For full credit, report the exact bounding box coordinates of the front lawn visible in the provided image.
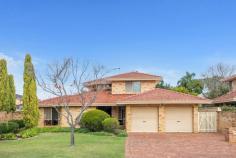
[0,132,125,158]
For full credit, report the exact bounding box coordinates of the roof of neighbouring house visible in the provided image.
[213,91,236,104]
[16,94,23,99]
[85,71,162,86]
[117,88,212,104]
[221,75,236,82]
[39,91,134,107]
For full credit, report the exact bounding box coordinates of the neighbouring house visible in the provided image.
[213,75,236,106]
[39,71,211,133]
[16,94,23,112]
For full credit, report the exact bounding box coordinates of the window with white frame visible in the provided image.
[125,81,141,93]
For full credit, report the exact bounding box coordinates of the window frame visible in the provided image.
[125,81,141,93]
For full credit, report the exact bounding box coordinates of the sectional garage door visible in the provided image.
[131,107,158,132]
[165,106,192,132]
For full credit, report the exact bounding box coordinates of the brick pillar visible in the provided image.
[126,105,131,132]
[112,106,119,119]
[158,105,165,132]
[192,104,199,133]
[38,108,44,127]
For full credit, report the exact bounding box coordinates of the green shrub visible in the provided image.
[38,127,82,133]
[114,129,128,137]
[9,120,25,128]
[221,105,236,112]
[0,133,17,140]
[0,122,19,134]
[80,109,110,132]
[102,118,119,132]
[19,128,39,138]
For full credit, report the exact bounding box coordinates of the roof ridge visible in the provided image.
[108,71,161,78]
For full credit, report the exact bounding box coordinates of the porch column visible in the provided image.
[126,105,131,132]
[158,105,165,132]
[192,104,199,133]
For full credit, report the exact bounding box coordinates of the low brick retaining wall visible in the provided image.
[0,111,22,122]
[218,112,236,133]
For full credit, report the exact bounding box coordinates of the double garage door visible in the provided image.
[130,106,192,132]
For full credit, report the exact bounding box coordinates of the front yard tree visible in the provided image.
[23,54,39,128]
[8,74,16,112]
[37,58,105,146]
[202,63,235,99]
[0,59,10,112]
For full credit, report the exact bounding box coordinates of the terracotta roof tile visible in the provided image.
[107,71,162,81]
[213,91,236,104]
[118,88,212,104]
[39,91,133,107]
[222,75,236,82]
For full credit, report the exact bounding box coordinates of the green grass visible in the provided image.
[0,133,125,158]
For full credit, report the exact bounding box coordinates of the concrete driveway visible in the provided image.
[126,133,236,158]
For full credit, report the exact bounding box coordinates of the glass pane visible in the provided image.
[44,108,52,120]
[132,81,141,92]
[125,81,132,92]
[52,108,59,120]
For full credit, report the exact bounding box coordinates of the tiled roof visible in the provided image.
[85,71,162,86]
[213,91,236,104]
[106,71,162,81]
[221,75,236,82]
[117,88,212,104]
[39,91,133,107]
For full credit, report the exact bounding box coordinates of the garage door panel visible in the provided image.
[131,107,158,132]
[165,106,192,132]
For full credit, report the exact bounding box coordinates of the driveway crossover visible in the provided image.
[126,133,236,158]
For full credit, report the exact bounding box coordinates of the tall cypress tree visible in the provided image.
[8,75,16,112]
[23,54,39,128]
[0,59,9,111]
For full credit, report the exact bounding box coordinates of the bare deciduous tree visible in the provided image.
[37,58,106,146]
[202,63,236,99]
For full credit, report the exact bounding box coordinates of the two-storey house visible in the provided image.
[39,71,210,133]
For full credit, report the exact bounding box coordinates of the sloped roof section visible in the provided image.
[106,71,162,81]
[118,88,212,104]
[213,91,236,104]
[84,71,162,86]
[221,75,236,82]
[39,91,133,107]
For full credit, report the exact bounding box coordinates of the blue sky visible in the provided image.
[0,0,236,99]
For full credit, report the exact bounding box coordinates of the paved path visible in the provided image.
[126,133,236,158]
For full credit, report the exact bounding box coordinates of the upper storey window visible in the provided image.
[125,81,141,93]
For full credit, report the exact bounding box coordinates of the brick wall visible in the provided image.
[218,112,236,133]
[112,80,158,94]
[0,111,22,122]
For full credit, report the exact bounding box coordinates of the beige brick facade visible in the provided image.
[158,105,165,132]
[38,108,44,127]
[112,80,158,94]
[125,105,131,132]
[192,104,199,133]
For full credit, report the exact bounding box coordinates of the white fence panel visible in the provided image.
[198,112,217,132]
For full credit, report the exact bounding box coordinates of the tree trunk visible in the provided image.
[70,126,75,146]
